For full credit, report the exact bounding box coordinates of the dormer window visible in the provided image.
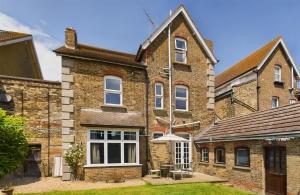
[274,65,282,82]
[175,38,187,63]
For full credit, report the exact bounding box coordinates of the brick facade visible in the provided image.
[196,139,300,195]
[0,75,61,177]
[215,46,298,119]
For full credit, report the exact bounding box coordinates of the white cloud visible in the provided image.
[0,12,61,81]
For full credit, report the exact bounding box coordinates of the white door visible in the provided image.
[175,134,191,168]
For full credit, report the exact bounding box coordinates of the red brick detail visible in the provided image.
[173,127,193,132]
[149,126,168,132]
[103,69,124,78]
[174,80,189,86]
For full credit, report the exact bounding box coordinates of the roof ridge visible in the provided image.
[78,43,136,57]
[215,36,281,87]
[0,30,31,37]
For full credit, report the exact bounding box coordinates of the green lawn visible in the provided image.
[19,183,254,195]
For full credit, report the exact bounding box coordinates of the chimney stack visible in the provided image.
[65,27,77,49]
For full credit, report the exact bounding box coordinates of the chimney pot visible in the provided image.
[65,27,77,49]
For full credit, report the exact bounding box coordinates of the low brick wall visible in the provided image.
[84,165,142,182]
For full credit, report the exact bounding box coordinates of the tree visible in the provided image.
[64,144,83,180]
[0,109,28,178]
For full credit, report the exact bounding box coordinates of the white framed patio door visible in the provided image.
[174,133,192,168]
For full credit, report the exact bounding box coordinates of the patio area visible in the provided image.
[143,172,228,185]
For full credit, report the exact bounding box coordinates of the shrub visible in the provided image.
[64,144,83,180]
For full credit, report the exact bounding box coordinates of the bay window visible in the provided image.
[104,76,122,106]
[175,85,188,111]
[87,130,139,166]
[155,83,163,109]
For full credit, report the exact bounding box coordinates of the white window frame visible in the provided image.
[274,65,282,82]
[154,83,164,109]
[175,38,187,63]
[175,85,189,111]
[215,148,225,164]
[86,129,139,167]
[174,132,192,168]
[152,132,164,139]
[200,148,209,163]
[272,96,279,108]
[104,76,122,106]
[235,147,250,167]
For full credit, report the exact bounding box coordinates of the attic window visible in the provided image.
[274,65,282,82]
[175,38,187,63]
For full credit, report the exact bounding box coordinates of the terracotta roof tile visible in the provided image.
[0,30,31,42]
[195,102,300,142]
[54,43,145,68]
[215,36,281,87]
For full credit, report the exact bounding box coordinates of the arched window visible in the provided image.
[175,85,188,111]
[154,83,163,109]
[214,147,225,164]
[274,65,282,82]
[235,147,250,167]
[175,38,187,63]
[104,76,122,106]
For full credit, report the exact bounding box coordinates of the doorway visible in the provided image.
[24,145,42,177]
[265,146,287,195]
[174,133,191,168]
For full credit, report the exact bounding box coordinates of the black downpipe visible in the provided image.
[145,70,150,175]
[256,71,260,111]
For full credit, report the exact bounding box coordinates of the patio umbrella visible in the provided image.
[151,133,189,165]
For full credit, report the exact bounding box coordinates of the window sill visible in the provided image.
[213,163,226,168]
[198,162,210,165]
[274,81,284,88]
[84,164,142,168]
[173,62,191,67]
[233,166,251,171]
[173,110,192,118]
[101,105,127,113]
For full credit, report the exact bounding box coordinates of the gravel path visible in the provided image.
[10,177,146,194]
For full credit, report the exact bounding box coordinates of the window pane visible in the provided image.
[108,143,121,163]
[90,143,104,164]
[216,149,225,163]
[107,131,121,140]
[175,52,186,63]
[124,143,136,163]
[176,99,187,110]
[90,131,104,140]
[106,78,120,90]
[153,133,163,139]
[106,93,121,105]
[236,149,249,166]
[176,39,186,50]
[124,132,136,140]
[201,148,209,162]
[155,97,162,108]
[176,87,187,98]
[155,84,162,95]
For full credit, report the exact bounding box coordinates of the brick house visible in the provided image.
[0,31,62,179]
[195,102,300,195]
[215,36,300,119]
[54,4,217,181]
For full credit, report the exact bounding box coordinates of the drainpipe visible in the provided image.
[255,70,260,111]
[21,89,24,116]
[168,11,172,135]
[47,89,51,176]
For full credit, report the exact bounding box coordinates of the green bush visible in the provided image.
[64,144,83,180]
[0,109,28,178]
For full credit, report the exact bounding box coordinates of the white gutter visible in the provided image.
[173,121,200,128]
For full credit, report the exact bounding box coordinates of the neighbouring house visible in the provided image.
[215,36,300,119]
[194,102,300,195]
[54,4,217,181]
[0,30,62,179]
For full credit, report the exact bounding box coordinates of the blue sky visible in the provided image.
[1,0,300,81]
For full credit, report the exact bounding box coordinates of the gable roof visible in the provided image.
[54,43,145,69]
[136,4,217,64]
[0,30,43,79]
[195,102,300,143]
[215,36,300,88]
[0,30,31,43]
